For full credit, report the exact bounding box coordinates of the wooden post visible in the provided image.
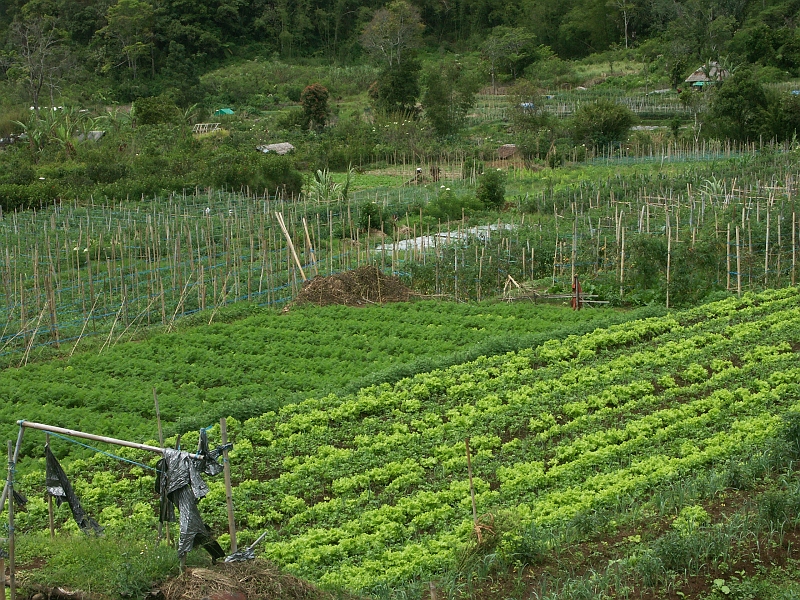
[736,226,742,297]
[465,439,478,532]
[570,216,577,283]
[220,418,237,553]
[0,427,24,513]
[153,389,170,545]
[619,227,625,300]
[765,208,770,288]
[8,441,16,600]
[792,212,796,287]
[275,212,306,281]
[666,211,671,309]
[726,223,731,291]
[46,433,54,539]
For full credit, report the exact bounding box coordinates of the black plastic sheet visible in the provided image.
[155,441,228,559]
[45,444,103,535]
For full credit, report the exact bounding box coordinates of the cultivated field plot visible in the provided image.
[0,300,620,459]
[222,288,799,591]
[12,288,797,596]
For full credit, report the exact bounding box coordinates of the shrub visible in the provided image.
[0,182,62,211]
[426,187,482,221]
[461,157,484,180]
[357,201,393,234]
[571,99,635,147]
[422,58,480,136]
[0,161,35,185]
[708,68,778,141]
[86,159,129,184]
[476,169,507,209]
[300,83,329,130]
[204,150,302,196]
[132,95,181,126]
[372,59,421,115]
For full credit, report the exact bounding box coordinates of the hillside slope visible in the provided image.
[220,288,800,591]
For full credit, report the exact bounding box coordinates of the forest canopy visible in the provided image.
[1,0,800,105]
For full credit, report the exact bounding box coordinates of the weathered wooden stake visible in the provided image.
[8,441,16,600]
[465,438,478,530]
[46,433,54,540]
[726,223,731,291]
[736,226,742,297]
[220,418,237,553]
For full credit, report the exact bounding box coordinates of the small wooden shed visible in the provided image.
[685,62,729,88]
[497,144,518,160]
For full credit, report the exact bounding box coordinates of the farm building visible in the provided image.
[685,62,729,88]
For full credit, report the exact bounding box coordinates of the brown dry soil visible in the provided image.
[286,265,413,309]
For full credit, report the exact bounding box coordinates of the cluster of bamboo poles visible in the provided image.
[0,169,798,361]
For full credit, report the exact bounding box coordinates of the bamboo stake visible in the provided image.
[17,421,167,455]
[666,211,671,309]
[220,418,237,553]
[8,440,15,600]
[765,208,770,287]
[726,223,731,291]
[736,226,742,297]
[275,212,306,281]
[619,227,625,300]
[792,212,796,286]
[153,389,169,545]
[46,432,54,539]
[465,439,478,532]
[302,218,318,277]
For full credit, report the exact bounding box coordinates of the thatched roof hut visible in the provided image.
[685,62,729,87]
[497,144,517,159]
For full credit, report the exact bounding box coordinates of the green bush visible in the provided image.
[204,150,303,196]
[358,201,393,233]
[426,187,483,221]
[0,182,62,211]
[86,159,129,184]
[0,161,35,185]
[571,99,635,147]
[462,157,484,180]
[132,95,181,126]
[476,169,507,209]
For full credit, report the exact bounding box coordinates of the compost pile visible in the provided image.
[290,266,412,307]
[161,561,329,600]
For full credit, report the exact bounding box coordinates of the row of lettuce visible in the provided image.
[0,300,611,458]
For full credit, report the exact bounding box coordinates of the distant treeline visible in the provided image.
[1,0,800,103]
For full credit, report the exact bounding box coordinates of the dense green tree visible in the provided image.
[480,26,537,91]
[360,0,423,67]
[476,168,507,209]
[300,82,329,131]
[421,57,480,136]
[571,98,635,147]
[99,0,154,80]
[708,68,777,141]
[371,57,421,114]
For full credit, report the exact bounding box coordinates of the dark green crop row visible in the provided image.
[2,299,631,465]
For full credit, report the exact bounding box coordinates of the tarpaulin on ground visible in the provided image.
[45,444,103,534]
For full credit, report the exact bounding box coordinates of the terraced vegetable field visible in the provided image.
[223,288,800,590]
[11,288,799,597]
[1,300,622,463]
